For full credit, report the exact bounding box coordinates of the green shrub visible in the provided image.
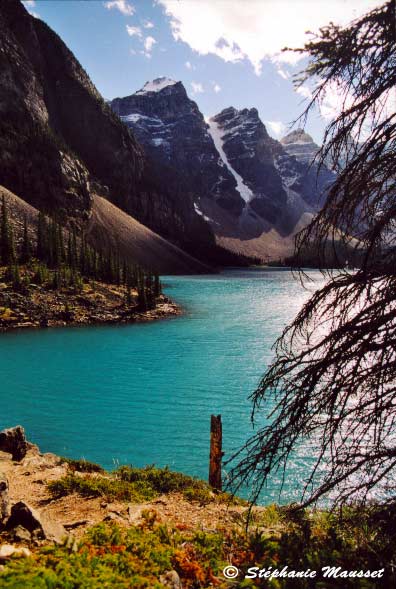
[116,465,199,492]
[62,457,105,473]
[48,464,245,506]
[0,507,395,588]
[48,474,157,503]
[116,465,241,504]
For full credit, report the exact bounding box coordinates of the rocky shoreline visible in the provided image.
[0,427,256,589]
[0,426,248,556]
[0,279,181,333]
[0,428,390,588]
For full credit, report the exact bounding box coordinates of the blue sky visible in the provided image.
[23,0,381,144]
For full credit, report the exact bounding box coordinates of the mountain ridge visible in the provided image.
[110,79,335,261]
[0,2,218,272]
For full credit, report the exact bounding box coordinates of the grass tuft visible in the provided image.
[61,457,105,473]
[48,464,244,505]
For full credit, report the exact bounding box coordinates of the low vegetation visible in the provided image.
[1,503,394,588]
[60,457,105,474]
[49,464,240,505]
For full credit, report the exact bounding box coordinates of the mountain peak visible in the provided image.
[280,128,319,165]
[281,128,314,145]
[136,77,179,95]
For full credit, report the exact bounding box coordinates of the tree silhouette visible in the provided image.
[20,216,31,264]
[0,195,13,265]
[230,0,396,508]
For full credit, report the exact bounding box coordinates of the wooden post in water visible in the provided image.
[209,414,222,491]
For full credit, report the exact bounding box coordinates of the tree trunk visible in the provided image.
[209,414,222,491]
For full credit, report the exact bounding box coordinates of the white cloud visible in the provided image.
[296,85,313,100]
[158,0,382,75]
[295,82,350,124]
[265,121,286,138]
[185,60,197,70]
[143,20,155,29]
[295,80,356,123]
[126,25,142,37]
[213,83,221,93]
[126,24,142,37]
[22,0,39,16]
[144,36,157,52]
[191,81,204,94]
[130,48,137,55]
[104,0,135,16]
[277,68,289,80]
[319,81,355,121]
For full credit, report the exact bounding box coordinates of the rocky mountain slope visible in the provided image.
[111,80,335,261]
[0,183,209,275]
[0,0,334,266]
[0,0,215,272]
[88,195,210,274]
[111,78,245,217]
[280,128,320,164]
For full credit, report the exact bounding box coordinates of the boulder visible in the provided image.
[0,426,29,461]
[0,544,31,561]
[7,502,67,544]
[12,525,32,543]
[160,570,182,589]
[0,472,9,521]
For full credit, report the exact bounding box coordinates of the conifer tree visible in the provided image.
[36,212,48,262]
[67,232,73,267]
[7,223,16,265]
[20,216,31,264]
[12,263,21,290]
[126,284,132,306]
[122,260,128,285]
[72,229,78,269]
[79,233,87,275]
[230,0,396,508]
[5,263,21,290]
[115,251,121,285]
[0,196,11,265]
[52,270,61,290]
[58,223,65,264]
[154,274,161,298]
[137,282,148,311]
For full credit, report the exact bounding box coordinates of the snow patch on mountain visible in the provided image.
[120,113,162,126]
[194,203,211,222]
[207,118,254,204]
[136,77,178,95]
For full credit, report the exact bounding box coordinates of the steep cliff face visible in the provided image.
[279,129,335,208]
[111,78,244,216]
[208,107,288,228]
[0,0,146,218]
[0,0,91,218]
[0,1,215,268]
[110,80,335,260]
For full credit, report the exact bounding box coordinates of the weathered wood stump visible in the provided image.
[209,414,222,491]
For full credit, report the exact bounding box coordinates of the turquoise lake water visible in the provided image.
[0,269,324,503]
